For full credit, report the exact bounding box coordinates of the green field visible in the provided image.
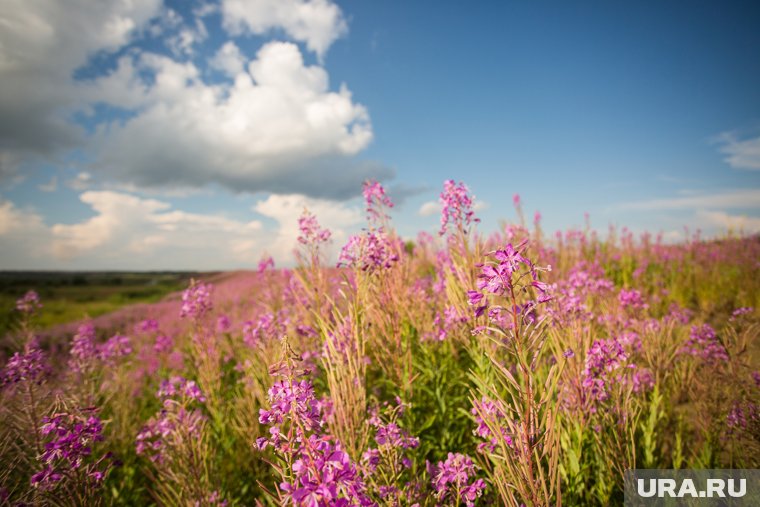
[0,272,205,337]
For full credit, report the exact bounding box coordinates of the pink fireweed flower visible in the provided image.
[338,229,400,272]
[136,376,207,463]
[363,179,394,222]
[730,307,754,321]
[468,241,551,322]
[16,290,42,314]
[257,255,275,273]
[279,436,372,506]
[32,408,113,491]
[153,333,173,353]
[431,453,486,507]
[439,179,480,236]
[242,312,289,348]
[216,315,231,333]
[135,318,159,334]
[679,324,729,364]
[618,288,648,311]
[180,280,213,319]
[1,345,49,388]
[426,306,468,341]
[471,396,513,454]
[157,376,207,403]
[69,322,98,373]
[98,334,132,362]
[257,362,372,506]
[581,338,629,407]
[297,209,331,246]
[258,379,322,434]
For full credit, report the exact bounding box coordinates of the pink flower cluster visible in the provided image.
[16,290,42,314]
[363,180,394,222]
[298,210,332,246]
[136,376,207,462]
[32,409,113,490]
[257,375,372,506]
[338,229,400,272]
[180,281,213,319]
[1,345,49,388]
[467,241,551,321]
[471,396,513,454]
[679,324,729,364]
[439,179,479,236]
[431,453,486,507]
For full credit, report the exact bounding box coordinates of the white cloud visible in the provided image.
[418,199,488,217]
[0,201,51,265]
[618,189,760,210]
[50,191,262,264]
[696,210,760,234]
[418,200,440,217]
[0,0,162,171]
[0,191,265,269]
[87,41,379,198]
[67,172,93,190]
[715,132,760,170]
[221,0,347,59]
[1,0,383,200]
[209,41,246,77]
[253,193,362,260]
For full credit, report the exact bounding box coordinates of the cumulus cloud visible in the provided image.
[0,201,52,266]
[715,132,760,170]
[0,0,162,173]
[87,41,381,198]
[1,0,383,200]
[50,191,263,265]
[418,201,440,217]
[0,190,372,269]
[209,41,246,77]
[221,0,347,59]
[0,191,267,269]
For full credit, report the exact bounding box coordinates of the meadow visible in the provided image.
[1,180,758,506]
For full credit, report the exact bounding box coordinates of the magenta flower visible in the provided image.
[16,290,42,314]
[431,453,486,507]
[180,280,213,319]
[32,409,113,491]
[69,322,98,373]
[363,179,394,222]
[298,210,332,246]
[338,229,400,272]
[439,179,480,236]
[1,345,49,388]
[258,255,275,273]
[679,324,728,364]
[582,339,629,407]
[618,288,648,311]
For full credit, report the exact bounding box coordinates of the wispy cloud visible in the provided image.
[617,189,760,211]
[697,209,760,234]
[714,132,760,170]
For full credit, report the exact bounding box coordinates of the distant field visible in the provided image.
[0,271,210,336]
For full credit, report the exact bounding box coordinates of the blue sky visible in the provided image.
[1,0,759,269]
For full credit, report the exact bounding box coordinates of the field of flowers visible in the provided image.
[1,180,759,506]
